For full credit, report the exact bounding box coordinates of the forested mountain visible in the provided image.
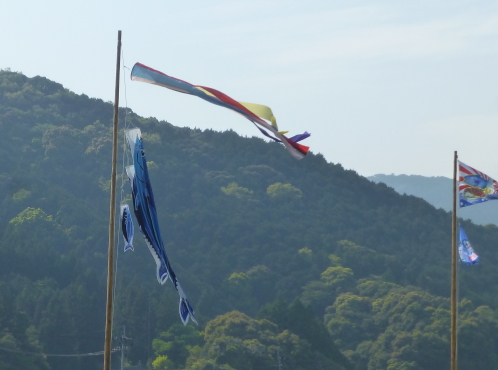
[1,70,498,370]
[368,173,498,226]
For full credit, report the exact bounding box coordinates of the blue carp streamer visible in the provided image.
[120,204,134,252]
[125,129,197,325]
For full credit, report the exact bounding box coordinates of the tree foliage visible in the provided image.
[1,70,498,369]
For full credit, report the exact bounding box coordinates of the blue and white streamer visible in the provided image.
[125,128,197,325]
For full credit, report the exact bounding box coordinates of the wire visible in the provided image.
[0,345,120,357]
[0,330,104,338]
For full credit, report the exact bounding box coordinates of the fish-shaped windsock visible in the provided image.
[125,128,197,325]
[120,204,134,252]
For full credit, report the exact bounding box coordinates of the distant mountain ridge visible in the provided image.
[368,174,498,225]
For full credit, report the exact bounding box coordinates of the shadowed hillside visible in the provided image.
[1,70,498,370]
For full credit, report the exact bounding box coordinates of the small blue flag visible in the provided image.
[458,225,479,265]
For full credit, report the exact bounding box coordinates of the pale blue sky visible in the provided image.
[2,0,497,177]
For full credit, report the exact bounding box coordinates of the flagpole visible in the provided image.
[104,30,122,370]
[451,150,458,370]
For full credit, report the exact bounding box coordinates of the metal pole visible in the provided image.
[104,30,122,370]
[451,151,458,370]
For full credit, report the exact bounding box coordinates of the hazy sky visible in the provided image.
[2,0,497,177]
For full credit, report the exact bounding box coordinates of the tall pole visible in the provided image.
[104,30,122,370]
[451,151,458,370]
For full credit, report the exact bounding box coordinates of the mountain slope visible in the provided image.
[2,70,498,370]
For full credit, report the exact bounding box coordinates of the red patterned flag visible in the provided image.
[459,161,498,207]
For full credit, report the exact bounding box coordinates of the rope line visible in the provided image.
[111,44,133,340]
[110,45,128,336]
[121,47,131,130]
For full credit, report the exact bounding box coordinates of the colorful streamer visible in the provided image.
[131,62,310,159]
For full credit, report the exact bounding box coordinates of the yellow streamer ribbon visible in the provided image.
[195,87,279,130]
[195,86,216,97]
[239,102,278,130]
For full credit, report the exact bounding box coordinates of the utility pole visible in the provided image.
[119,326,132,370]
[277,348,283,370]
